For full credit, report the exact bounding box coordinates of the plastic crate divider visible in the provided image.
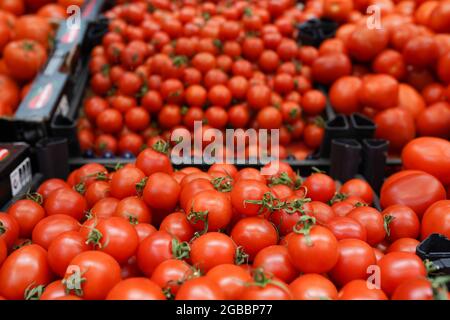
[329,138,362,183]
[360,139,389,193]
[35,138,70,180]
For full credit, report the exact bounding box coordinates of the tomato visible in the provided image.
[287,217,338,273]
[106,278,165,300]
[304,122,324,149]
[231,217,278,261]
[0,75,19,111]
[187,190,232,232]
[359,74,399,110]
[421,200,450,240]
[290,273,338,300]
[347,207,385,246]
[380,170,446,218]
[206,264,252,300]
[402,137,450,185]
[4,40,47,81]
[331,200,356,217]
[175,276,225,300]
[159,212,193,243]
[391,278,433,300]
[402,36,439,68]
[382,205,420,242]
[180,179,214,212]
[253,245,298,283]
[240,272,291,300]
[375,108,415,152]
[372,49,406,80]
[329,239,376,287]
[422,83,447,105]
[378,252,427,296]
[47,231,89,278]
[0,213,20,249]
[338,280,388,300]
[84,217,139,263]
[134,223,156,243]
[114,196,152,224]
[64,251,121,300]
[150,259,191,296]
[230,179,270,217]
[38,4,67,20]
[40,280,73,300]
[31,215,79,250]
[386,238,420,254]
[124,107,150,132]
[44,188,87,221]
[347,22,388,61]
[256,106,282,130]
[323,0,353,22]
[75,163,108,188]
[91,197,119,219]
[311,53,352,85]
[0,238,5,266]
[0,244,52,300]
[136,147,173,176]
[329,76,362,115]
[302,173,335,203]
[137,231,187,277]
[340,179,373,205]
[7,199,45,238]
[109,166,145,199]
[437,52,450,84]
[96,109,123,134]
[143,172,180,212]
[326,216,367,242]
[191,232,236,273]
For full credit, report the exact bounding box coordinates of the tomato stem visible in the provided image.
[172,238,191,260]
[24,284,45,300]
[26,192,43,205]
[187,209,209,236]
[0,222,5,235]
[293,215,316,246]
[211,176,233,192]
[383,214,395,237]
[244,192,286,214]
[235,246,249,266]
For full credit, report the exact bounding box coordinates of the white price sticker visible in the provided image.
[9,158,32,197]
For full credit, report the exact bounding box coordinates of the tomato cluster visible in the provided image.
[77,0,331,158]
[0,145,448,300]
[0,0,84,116]
[315,0,450,154]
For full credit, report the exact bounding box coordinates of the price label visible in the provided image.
[9,158,32,197]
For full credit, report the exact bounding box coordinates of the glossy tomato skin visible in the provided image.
[114,196,152,224]
[326,216,367,242]
[338,280,388,300]
[402,137,450,186]
[0,213,20,249]
[175,277,225,300]
[136,148,173,176]
[302,173,336,203]
[374,108,415,151]
[340,179,373,205]
[47,231,89,278]
[231,217,278,261]
[378,252,427,296]
[45,188,87,221]
[391,278,433,300]
[287,225,339,274]
[347,207,385,246]
[230,180,270,216]
[0,244,52,300]
[240,276,291,300]
[191,232,236,273]
[381,205,420,242]
[159,212,194,242]
[7,199,46,238]
[106,278,166,300]
[64,251,122,300]
[37,178,70,200]
[143,172,180,212]
[40,280,71,300]
[150,259,191,295]
[386,238,420,254]
[329,239,377,287]
[109,166,146,199]
[380,170,446,219]
[289,273,338,300]
[253,245,298,283]
[136,231,175,277]
[31,214,80,250]
[206,264,252,300]
[421,200,450,240]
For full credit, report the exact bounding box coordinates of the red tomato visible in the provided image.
[7,199,45,237]
[44,188,87,221]
[253,245,298,283]
[391,278,433,300]
[374,108,415,152]
[191,232,236,273]
[150,259,191,296]
[64,251,122,300]
[47,231,89,278]
[386,238,420,254]
[340,179,373,205]
[290,273,338,300]
[382,205,420,242]
[0,213,20,249]
[110,166,146,199]
[230,179,270,217]
[106,278,166,300]
[136,147,173,176]
[31,215,79,250]
[329,239,377,287]
[206,264,252,300]
[175,276,225,300]
[143,172,180,212]
[37,179,69,200]
[402,137,450,185]
[338,280,388,300]
[326,216,367,242]
[380,170,446,218]
[347,207,385,246]
[114,196,152,224]
[421,200,450,240]
[359,74,399,110]
[302,173,336,203]
[0,244,52,300]
[329,76,362,114]
[240,271,291,300]
[378,252,427,296]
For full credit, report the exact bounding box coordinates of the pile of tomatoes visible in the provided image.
[315,0,450,154]
[0,0,85,117]
[77,0,331,158]
[0,143,449,300]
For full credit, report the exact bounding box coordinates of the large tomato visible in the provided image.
[402,137,450,185]
[0,244,52,300]
[3,40,47,81]
[63,251,121,300]
[421,200,450,240]
[329,76,362,115]
[359,74,399,110]
[380,170,446,218]
[106,278,166,300]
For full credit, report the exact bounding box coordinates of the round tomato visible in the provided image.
[31,214,79,250]
[253,245,298,283]
[4,40,47,81]
[7,199,45,238]
[375,108,415,152]
[150,259,191,296]
[175,276,225,300]
[347,207,385,246]
[421,200,450,240]
[338,280,388,300]
[44,188,87,221]
[106,278,165,300]
[206,264,252,300]
[143,172,180,212]
[290,273,338,300]
[0,213,20,249]
[191,232,236,273]
[340,179,373,205]
[382,205,420,242]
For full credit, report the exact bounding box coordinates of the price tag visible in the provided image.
[9,158,32,197]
